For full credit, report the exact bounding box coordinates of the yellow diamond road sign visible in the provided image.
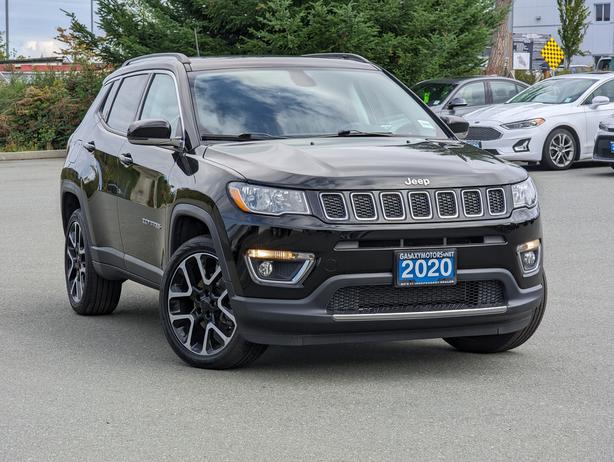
[541,37,565,69]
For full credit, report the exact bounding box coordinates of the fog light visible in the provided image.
[258,260,274,278]
[513,139,531,152]
[517,239,541,276]
[245,249,315,286]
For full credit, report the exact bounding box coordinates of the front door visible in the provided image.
[116,73,183,274]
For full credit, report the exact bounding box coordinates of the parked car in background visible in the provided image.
[596,56,612,71]
[412,77,528,117]
[464,73,614,170]
[593,116,614,169]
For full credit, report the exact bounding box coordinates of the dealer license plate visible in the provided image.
[610,141,614,153]
[465,140,481,149]
[395,249,457,287]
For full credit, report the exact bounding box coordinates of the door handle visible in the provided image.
[83,140,96,152]
[119,153,133,167]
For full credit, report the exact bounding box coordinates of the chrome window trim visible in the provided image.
[435,190,459,219]
[487,187,507,216]
[379,192,406,221]
[350,192,378,221]
[333,305,508,321]
[408,191,433,220]
[319,192,349,221]
[462,189,484,218]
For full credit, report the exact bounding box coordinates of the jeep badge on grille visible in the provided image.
[404,177,431,187]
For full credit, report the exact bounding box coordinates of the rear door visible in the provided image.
[446,81,487,116]
[116,72,183,274]
[488,80,524,105]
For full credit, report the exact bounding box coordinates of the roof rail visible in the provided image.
[123,52,191,67]
[302,53,372,64]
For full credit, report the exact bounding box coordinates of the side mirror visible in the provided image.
[440,115,469,139]
[127,119,183,148]
[590,95,610,109]
[448,97,468,109]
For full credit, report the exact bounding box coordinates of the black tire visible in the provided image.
[64,209,122,315]
[159,236,267,369]
[541,128,576,170]
[444,274,547,353]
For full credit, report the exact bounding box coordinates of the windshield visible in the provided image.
[508,78,596,104]
[190,68,447,139]
[412,82,457,106]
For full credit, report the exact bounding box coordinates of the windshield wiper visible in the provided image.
[336,129,395,137]
[202,132,287,141]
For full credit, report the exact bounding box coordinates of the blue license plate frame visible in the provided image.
[395,249,457,287]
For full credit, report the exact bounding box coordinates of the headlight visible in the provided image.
[501,118,545,130]
[228,182,310,216]
[512,177,538,209]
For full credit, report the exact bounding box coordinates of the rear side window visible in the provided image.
[139,74,182,136]
[455,81,486,106]
[107,74,149,133]
[99,81,118,121]
[490,80,520,104]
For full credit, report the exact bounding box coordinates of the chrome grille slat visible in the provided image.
[436,191,458,218]
[380,192,405,220]
[409,192,432,219]
[351,193,377,220]
[320,193,348,220]
[462,190,483,217]
[487,188,506,216]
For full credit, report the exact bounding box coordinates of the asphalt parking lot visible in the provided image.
[0,158,613,461]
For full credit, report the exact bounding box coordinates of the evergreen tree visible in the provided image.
[59,0,507,84]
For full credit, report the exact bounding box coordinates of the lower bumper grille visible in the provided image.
[327,280,505,315]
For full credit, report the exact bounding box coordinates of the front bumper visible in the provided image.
[222,207,544,345]
[593,134,614,163]
[232,268,544,345]
[468,124,548,162]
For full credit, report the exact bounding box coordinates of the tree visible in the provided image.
[557,0,590,68]
[58,0,508,84]
[485,0,512,75]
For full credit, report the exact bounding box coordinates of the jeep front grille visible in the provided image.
[327,280,506,314]
[318,187,509,223]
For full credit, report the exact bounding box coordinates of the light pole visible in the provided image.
[5,0,8,58]
[91,0,94,32]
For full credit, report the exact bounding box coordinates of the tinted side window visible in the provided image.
[140,74,182,135]
[490,80,520,104]
[455,81,486,106]
[107,74,148,133]
[99,81,118,121]
[587,79,614,102]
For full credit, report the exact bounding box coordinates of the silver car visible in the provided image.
[412,76,528,117]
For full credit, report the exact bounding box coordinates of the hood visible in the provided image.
[466,102,574,124]
[205,138,527,190]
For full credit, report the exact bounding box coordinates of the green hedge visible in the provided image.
[0,67,108,152]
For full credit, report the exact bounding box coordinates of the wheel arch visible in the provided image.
[168,203,237,296]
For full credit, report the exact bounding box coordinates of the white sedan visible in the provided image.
[464,73,614,170]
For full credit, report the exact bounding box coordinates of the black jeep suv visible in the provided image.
[61,53,546,369]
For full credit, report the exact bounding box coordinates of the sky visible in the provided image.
[1,0,99,58]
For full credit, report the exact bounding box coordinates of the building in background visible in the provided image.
[513,0,613,68]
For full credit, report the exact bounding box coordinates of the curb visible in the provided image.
[0,149,66,161]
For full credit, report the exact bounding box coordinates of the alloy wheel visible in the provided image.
[167,252,236,356]
[66,221,87,303]
[548,133,574,168]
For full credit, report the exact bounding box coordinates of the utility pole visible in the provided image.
[5,0,9,58]
[91,0,94,32]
